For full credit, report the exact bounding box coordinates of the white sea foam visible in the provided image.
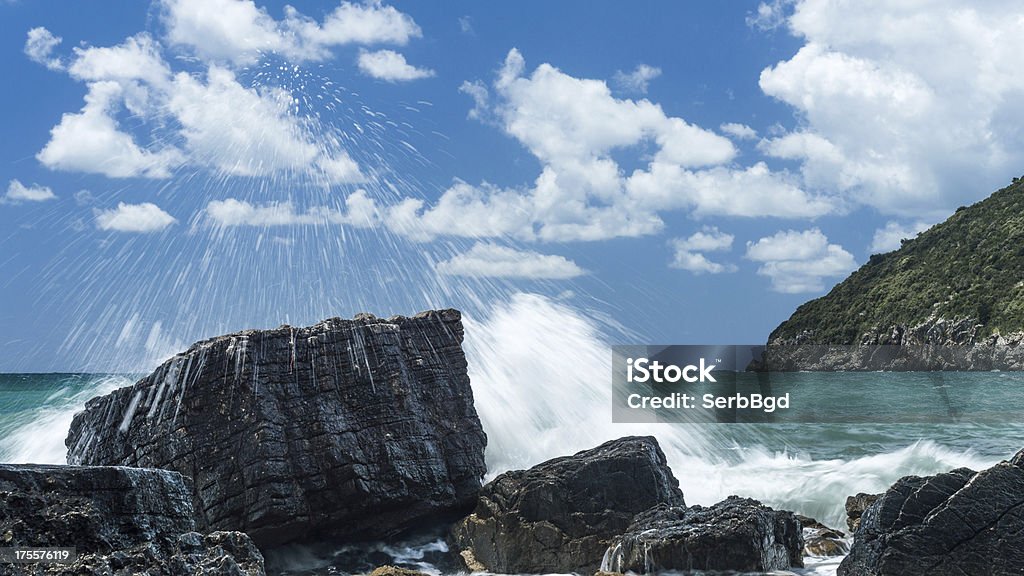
[0,375,128,464]
[464,293,996,531]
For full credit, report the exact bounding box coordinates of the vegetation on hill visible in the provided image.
[770,178,1024,344]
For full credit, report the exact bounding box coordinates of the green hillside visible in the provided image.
[769,178,1024,345]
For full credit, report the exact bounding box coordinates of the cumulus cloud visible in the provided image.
[389,49,832,243]
[205,190,379,227]
[4,180,56,203]
[68,33,170,87]
[37,81,185,178]
[160,0,421,65]
[28,2,436,183]
[758,0,1024,216]
[95,202,177,232]
[669,226,737,274]
[24,27,63,70]
[720,122,758,140]
[746,228,856,293]
[35,30,365,183]
[612,64,662,94]
[747,0,792,31]
[168,65,359,179]
[435,243,585,279]
[357,49,434,82]
[870,220,931,253]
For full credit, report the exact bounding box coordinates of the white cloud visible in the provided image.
[95,202,177,232]
[612,64,662,94]
[870,220,931,253]
[4,180,56,203]
[459,80,490,121]
[357,49,434,82]
[38,30,366,183]
[159,0,421,65]
[393,49,832,243]
[24,27,63,70]
[458,16,474,35]
[674,226,735,252]
[37,81,184,179]
[68,34,170,87]
[758,0,1024,216]
[435,243,585,279]
[626,161,835,218]
[720,122,758,140]
[669,226,736,274]
[747,0,792,31]
[746,228,857,293]
[205,190,379,227]
[168,66,317,177]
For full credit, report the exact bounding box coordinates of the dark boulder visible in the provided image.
[845,492,881,532]
[0,464,264,576]
[601,496,803,573]
[450,436,684,574]
[66,310,487,549]
[839,451,1024,575]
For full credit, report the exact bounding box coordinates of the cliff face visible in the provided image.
[66,310,487,549]
[769,178,1024,348]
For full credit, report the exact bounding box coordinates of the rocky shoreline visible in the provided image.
[0,311,1020,574]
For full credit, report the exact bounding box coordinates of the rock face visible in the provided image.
[0,464,264,576]
[839,451,1024,575]
[66,310,487,549]
[450,436,685,574]
[601,497,803,573]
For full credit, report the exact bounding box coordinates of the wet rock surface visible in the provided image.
[65,310,487,549]
[797,515,849,557]
[839,451,1024,575]
[845,492,881,532]
[602,496,804,573]
[450,436,685,574]
[0,464,264,576]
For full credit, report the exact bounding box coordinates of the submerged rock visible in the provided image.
[0,464,264,576]
[845,492,881,532]
[450,436,685,574]
[839,451,1024,575]
[797,515,849,557]
[366,566,429,576]
[601,497,803,573]
[66,310,487,549]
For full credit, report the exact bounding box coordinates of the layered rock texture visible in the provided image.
[65,310,487,548]
[762,178,1024,369]
[0,464,264,576]
[839,450,1024,575]
[450,436,685,574]
[601,497,803,573]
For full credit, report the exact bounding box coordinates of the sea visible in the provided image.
[2,298,1022,575]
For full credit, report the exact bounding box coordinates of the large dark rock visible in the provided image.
[601,497,803,573]
[450,436,685,574]
[839,450,1024,575]
[0,464,263,576]
[65,310,487,549]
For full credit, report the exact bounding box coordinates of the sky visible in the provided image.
[2,0,1024,372]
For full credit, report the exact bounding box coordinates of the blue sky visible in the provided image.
[2,0,1023,371]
